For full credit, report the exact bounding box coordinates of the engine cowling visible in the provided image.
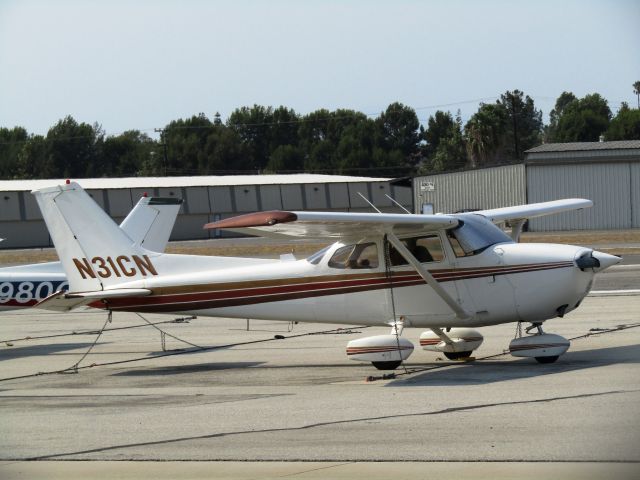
[419,328,484,353]
[509,333,569,360]
[346,335,414,363]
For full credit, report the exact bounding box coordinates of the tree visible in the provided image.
[634,81,640,109]
[423,111,454,158]
[265,144,303,172]
[163,113,214,175]
[269,106,299,153]
[497,90,542,160]
[551,93,611,142]
[420,110,467,173]
[432,125,466,173]
[298,109,335,172]
[228,105,275,171]
[303,139,334,173]
[335,119,378,174]
[464,103,509,167]
[606,103,640,140]
[45,116,103,178]
[297,108,371,173]
[0,127,28,179]
[545,91,578,142]
[101,130,156,176]
[375,102,420,160]
[201,127,252,173]
[549,92,577,125]
[16,134,47,179]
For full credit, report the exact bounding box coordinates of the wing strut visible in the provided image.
[386,233,470,320]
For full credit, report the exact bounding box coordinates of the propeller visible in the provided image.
[575,250,621,271]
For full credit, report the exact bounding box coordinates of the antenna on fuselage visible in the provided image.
[385,194,411,214]
[357,192,382,213]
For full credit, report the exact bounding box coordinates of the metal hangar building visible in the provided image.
[414,140,640,231]
[0,174,412,249]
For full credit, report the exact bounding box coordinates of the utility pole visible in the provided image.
[154,128,168,176]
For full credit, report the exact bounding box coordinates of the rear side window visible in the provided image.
[328,243,379,269]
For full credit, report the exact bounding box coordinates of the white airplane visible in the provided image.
[0,190,181,312]
[32,182,620,369]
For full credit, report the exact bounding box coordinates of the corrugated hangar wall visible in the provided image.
[526,163,636,231]
[413,146,640,231]
[0,179,413,249]
[414,164,526,214]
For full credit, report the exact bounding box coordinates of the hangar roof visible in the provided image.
[525,140,640,165]
[526,140,640,154]
[0,174,390,192]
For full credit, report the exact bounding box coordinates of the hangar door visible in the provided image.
[527,163,632,231]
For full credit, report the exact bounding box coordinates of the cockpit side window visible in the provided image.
[388,234,445,266]
[328,242,379,269]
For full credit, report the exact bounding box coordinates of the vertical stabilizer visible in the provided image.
[120,196,182,251]
[33,182,154,292]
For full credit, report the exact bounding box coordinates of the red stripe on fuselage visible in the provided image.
[0,299,39,308]
[95,261,574,313]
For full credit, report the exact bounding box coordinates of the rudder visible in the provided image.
[33,182,159,292]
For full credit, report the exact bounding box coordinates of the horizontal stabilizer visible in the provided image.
[36,288,152,312]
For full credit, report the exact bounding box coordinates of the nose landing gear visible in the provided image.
[509,322,570,363]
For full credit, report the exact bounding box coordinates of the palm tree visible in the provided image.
[634,81,640,109]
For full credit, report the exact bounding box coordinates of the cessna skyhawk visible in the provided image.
[32,182,620,369]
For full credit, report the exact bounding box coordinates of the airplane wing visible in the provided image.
[476,198,593,223]
[204,210,459,239]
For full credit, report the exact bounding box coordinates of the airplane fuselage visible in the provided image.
[0,262,68,311]
[87,239,598,330]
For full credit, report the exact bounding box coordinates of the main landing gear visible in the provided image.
[419,327,483,360]
[346,326,486,370]
[346,334,414,370]
[347,321,571,369]
[509,322,570,363]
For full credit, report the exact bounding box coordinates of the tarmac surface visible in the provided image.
[0,262,639,478]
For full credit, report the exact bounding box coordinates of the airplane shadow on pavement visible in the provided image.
[389,343,640,387]
[112,361,266,376]
[0,342,99,360]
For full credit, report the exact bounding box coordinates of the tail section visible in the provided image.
[33,182,159,293]
[120,196,182,252]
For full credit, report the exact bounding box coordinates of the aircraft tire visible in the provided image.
[371,361,402,370]
[444,351,473,360]
[535,355,560,364]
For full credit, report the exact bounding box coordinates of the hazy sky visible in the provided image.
[1,0,638,138]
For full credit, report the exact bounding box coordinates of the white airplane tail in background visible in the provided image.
[33,182,160,293]
[120,195,182,252]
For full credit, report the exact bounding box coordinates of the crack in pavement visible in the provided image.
[275,462,355,478]
[12,388,639,461]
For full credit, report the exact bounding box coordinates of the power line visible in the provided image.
[0,94,572,147]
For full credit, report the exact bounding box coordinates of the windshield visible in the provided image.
[306,245,332,265]
[449,214,513,255]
